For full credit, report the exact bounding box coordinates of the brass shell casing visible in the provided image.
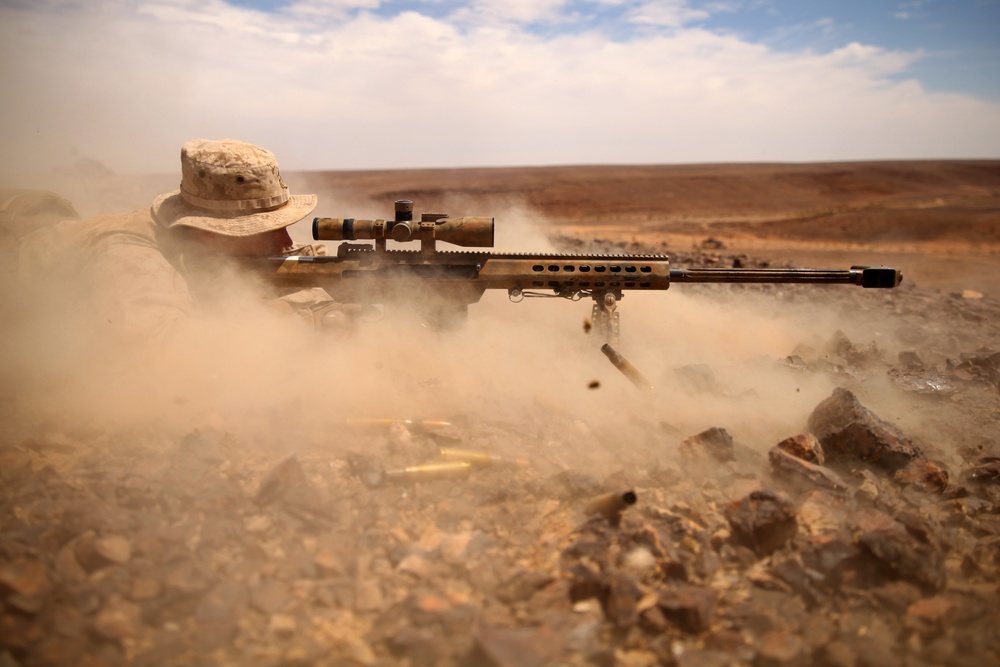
[601,344,654,390]
[383,461,472,483]
[584,490,638,526]
[438,448,529,468]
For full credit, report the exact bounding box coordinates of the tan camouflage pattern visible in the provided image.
[151,139,317,237]
[18,207,341,343]
[0,189,79,232]
[1,189,80,278]
[19,209,195,342]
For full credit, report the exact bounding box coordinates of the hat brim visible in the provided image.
[151,190,318,237]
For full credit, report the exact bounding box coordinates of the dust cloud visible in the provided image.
[1,173,930,486]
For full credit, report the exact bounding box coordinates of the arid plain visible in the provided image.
[2,160,999,666]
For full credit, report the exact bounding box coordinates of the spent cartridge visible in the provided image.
[438,447,530,468]
[601,344,654,390]
[585,489,638,527]
[383,461,472,483]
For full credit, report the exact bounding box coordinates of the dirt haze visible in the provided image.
[2,159,999,667]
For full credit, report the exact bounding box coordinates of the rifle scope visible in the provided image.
[313,214,495,248]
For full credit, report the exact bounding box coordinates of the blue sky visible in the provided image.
[1,0,998,174]
[223,0,1000,99]
[717,0,1000,100]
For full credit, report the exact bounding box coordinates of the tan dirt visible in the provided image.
[2,160,999,666]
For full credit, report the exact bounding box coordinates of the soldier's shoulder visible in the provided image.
[18,206,160,272]
[43,207,159,246]
[0,189,80,238]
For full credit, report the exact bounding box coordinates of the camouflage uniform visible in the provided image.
[14,140,346,342]
[1,189,79,276]
[0,189,79,233]
[17,206,347,342]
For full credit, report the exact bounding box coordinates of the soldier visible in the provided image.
[1,188,80,271]
[1,189,80,233]
[17,139,347,341]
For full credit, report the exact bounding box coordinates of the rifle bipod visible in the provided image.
[591,291,621,346]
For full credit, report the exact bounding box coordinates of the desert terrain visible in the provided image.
[1,160,999,666]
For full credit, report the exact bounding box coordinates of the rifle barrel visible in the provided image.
[668,266,901,288]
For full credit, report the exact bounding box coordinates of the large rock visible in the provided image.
[858,518,945,592]
[680,427,736,463]
[724,490,798,557]
[807,388,921,473]
[655,585,716,634]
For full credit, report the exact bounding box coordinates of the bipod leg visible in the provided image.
[591,291,620,346]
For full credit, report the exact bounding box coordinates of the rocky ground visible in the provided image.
[1,235,999,667]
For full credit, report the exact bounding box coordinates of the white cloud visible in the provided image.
[460,0,571,25]
[0,0,998,178]
[279,0,388,28]
[626,0,711,27]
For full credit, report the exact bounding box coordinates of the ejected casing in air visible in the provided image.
[383,461,472,483]
[601,344,654,390]
[438,448,530,468]
[585,490,638,526]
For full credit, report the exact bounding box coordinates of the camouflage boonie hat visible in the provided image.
[151,139,317,236]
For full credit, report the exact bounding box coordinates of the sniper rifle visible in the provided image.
[248,200,902,344]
